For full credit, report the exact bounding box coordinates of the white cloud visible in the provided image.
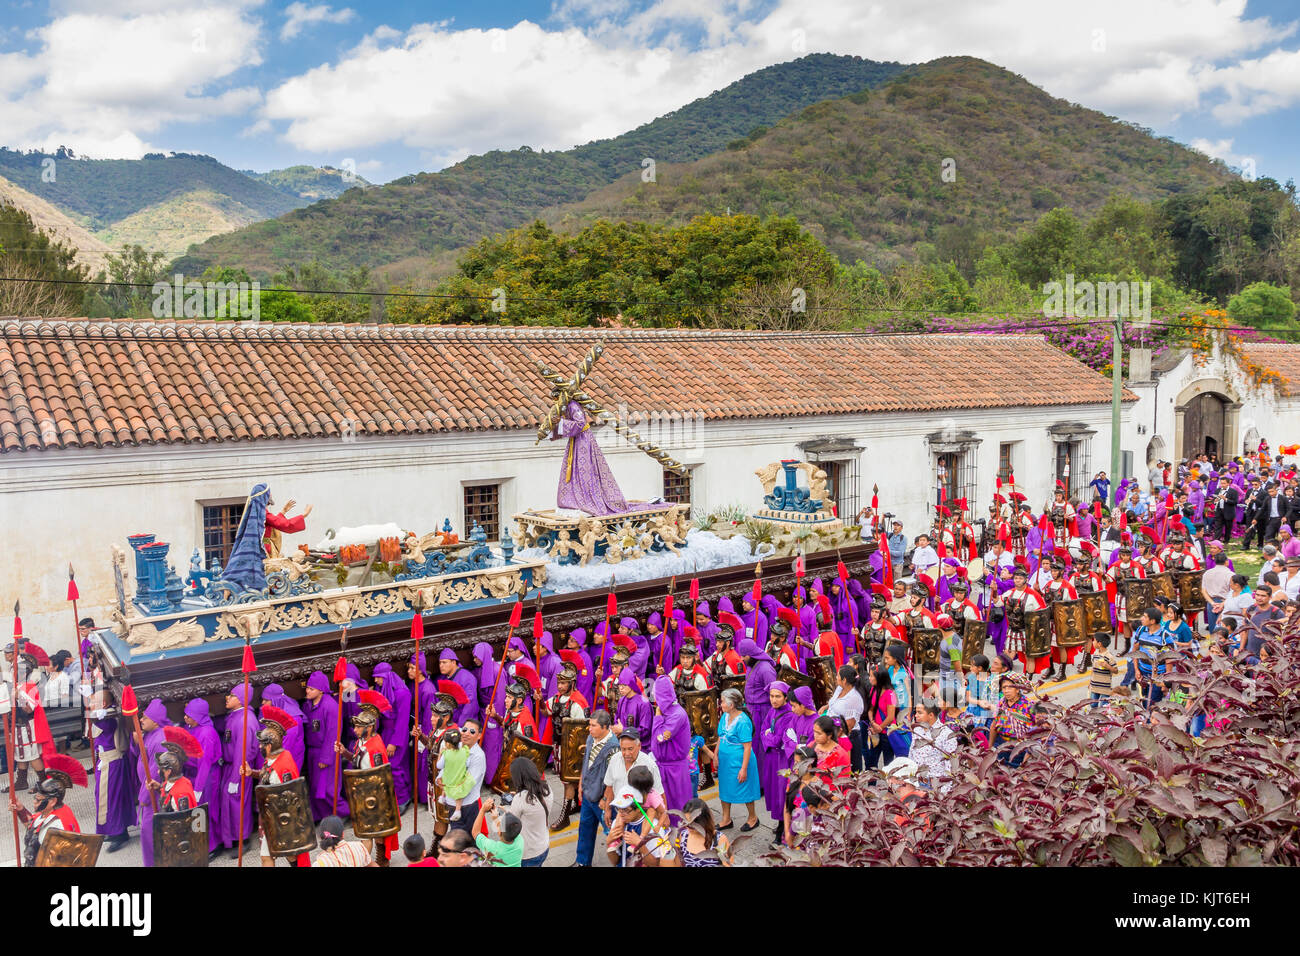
[258,0,1300,168]
[0,3,264,158]
[281,3,355,42]
[1190,136,1235,163]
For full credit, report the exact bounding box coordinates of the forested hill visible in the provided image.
[547,57,1236,267]
[174,54,907,278]
[0,150,310,260]
[240,165,369,201]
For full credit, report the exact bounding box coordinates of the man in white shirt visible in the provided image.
[444,718,487,835]
[602,731,662,827]
[983,540,1015,572]
[1217,574,1254,631]
[1284,555,1300,602]
[824,667,864,741]
[911,534,939,577]
[1200,553,1233,633]
[1257,546,1279,587]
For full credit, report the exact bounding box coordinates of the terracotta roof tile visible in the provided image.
[0,319,1135,453]
[1245,344,1300,396]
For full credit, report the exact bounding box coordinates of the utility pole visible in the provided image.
[1111,314,1123,486]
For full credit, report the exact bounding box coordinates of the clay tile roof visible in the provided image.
[1244,344,1300,396]
[0,318,1134,453]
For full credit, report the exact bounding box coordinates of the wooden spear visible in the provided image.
[4,602,21,866]
[410,602,424,834]
[236,637,255,867]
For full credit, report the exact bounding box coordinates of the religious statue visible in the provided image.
[220,484,313,592]
[551,400,632,516]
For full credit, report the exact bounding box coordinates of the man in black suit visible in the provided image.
[1247,481,1285,550]
[1213,482,1240,543]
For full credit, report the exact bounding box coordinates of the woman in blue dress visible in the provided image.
[715,688,761,831]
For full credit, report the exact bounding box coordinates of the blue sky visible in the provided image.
[1,0,1298,187]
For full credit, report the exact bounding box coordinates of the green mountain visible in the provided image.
[0,149,309,262]
[240,165,369,201]
[174,53,907,278]
[545,57,1236,267]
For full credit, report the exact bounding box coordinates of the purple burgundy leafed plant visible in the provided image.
[762,607,1300,866]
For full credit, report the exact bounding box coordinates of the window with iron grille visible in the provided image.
[1054,441,1092,501]
[935,449,978,511]
[464,484,500,541]
[818,459,860,519]
[998,442,1017,482]
[202,502,245,571]
[662,467,692,506]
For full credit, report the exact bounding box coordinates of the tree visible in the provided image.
[104,244,169,317]
[1227,282,1299,337]
[0,205,89,317]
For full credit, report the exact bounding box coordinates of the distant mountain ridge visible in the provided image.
[541,57,1236,267]
[0,149,309,262]
[240,164,370,201]
[175,54,908,278]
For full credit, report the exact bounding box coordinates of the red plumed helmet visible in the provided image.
[357,688,392,714]
[816,594,832,619]
[610,634,637,653]
[777,607,801,627]
[21,641,50,667]
[870,582,893,598]
[436,679,469,705]
[512,661,541,691]
[558,649,584,669]
[717,611,745,633]
[163,725,204,759]
[44,753,88,789]
[259,704,297,734]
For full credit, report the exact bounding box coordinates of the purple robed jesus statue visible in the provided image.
[551,400,632,516]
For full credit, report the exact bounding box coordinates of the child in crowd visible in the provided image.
[437,730,472,821]
[1088,633,1120,707]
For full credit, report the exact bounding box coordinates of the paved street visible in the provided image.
[1,672,1091,868]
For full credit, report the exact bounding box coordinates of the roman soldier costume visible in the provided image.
[1049,486,1078,548]
[1106,536,1146,654]
[862,588,904,663]
[667,647,711,695]
[1041,557,1080,682]
[16,753,84,866]
[1004,565,1047,667]
[154,725,203,812]
[707,614,746,684]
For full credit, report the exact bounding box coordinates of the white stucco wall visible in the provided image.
[1122,347,1300,473]
[0,401,1122,655]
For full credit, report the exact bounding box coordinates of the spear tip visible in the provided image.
[12,600,18,617]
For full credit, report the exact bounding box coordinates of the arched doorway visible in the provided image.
[1183,393,1227,459]
[1145,435,1166,467]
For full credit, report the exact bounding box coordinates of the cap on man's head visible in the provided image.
[1288,555,1300,567]
[1264,544,1278,554]
[616,729,640,742]
[610,786,640,808]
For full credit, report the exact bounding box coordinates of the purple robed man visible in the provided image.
[626,618,651,677]
[757,681,795,824]
[737,638,777,792]
[183,698,223,852]
[551,399,632,515]
[829,580,856,654]
[341,662,369,750]
[990,577,1015,656]
[650,676,693,810]
[260,684,305,771]
[614,670,653,747]
[797,604,818,668]
[759,594,782,631]
[410,652,436,800]
[92,715,134,842]
[567,630,596,703]
[474,642,507,786]
[218,685,261,848]
[372,662,413,806]
[537,633,562,699]
[441,648,479,726]
[132,698,171,867]
[644,613,665,675]
[592,622,616,683]
[694,601,719,658]
[740,595,769,646]
[789,686,818,746]
[302,670,348,821]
